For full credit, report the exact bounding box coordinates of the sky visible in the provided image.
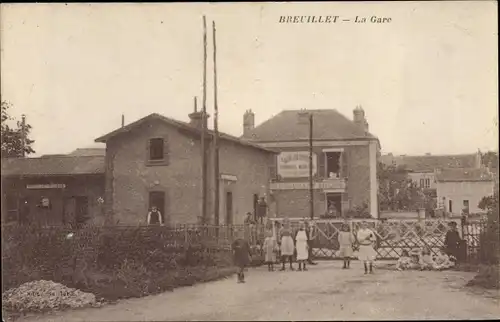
[1,2,498,157]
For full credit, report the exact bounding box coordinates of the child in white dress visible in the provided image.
[356,221,377,274]
[338,224,355,269]
[419,247,436,270]
[433,248,455,270]
[263,230,279,271]
[295,224,309,271]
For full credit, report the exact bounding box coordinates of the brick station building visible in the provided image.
[242,106,381,219]
[1,111,275,226]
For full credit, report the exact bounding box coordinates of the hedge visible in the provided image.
[1,224,242,302]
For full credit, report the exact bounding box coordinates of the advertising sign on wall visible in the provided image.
[277,151,317,178]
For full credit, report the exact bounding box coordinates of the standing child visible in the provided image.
[356,221,377,274]
[295,223,309,271]
[263,230,278,271]
[279,218,295,271]
[338,224,355,269]
[232,233,252,283]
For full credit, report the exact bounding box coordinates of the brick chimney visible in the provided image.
[353,105,369,134]
[189,96,209,130]
[475,149,482,169]
[243,109,255,137]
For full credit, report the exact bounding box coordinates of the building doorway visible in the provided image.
[149,191,166,223]
[325,193,342,217]
[63,197,76,225]
[226,191,233,225]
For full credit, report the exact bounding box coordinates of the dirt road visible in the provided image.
[14,262,500,321]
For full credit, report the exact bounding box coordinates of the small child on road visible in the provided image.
[232,234,252,283]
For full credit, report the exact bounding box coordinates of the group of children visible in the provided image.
[261,220,378,275]
[396,246,456,271]
[233,219,460,283]
[262,220,311,271]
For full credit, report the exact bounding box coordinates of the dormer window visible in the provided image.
[149,138,164,161]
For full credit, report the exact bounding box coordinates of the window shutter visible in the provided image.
[341,152,348,178]
[318,152,325,178]
[164,136,170,165]
[146,139,151,161]
[269,155,277,180]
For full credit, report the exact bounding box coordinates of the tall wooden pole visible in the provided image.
[20,114,26,158]
[201,16,208,224]
[309,113,314,220]
[212,21,220,226]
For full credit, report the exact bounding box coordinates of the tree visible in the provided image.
[478,192,499,213]
[480,151,498,168]
[1,101,35,158]
[377,162,430,212]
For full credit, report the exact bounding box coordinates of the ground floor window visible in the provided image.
[325,193,342,217]
[4,195,18,223]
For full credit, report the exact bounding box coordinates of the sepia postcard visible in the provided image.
[1,1,498,321]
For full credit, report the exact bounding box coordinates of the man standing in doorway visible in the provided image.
[147,206,163,226]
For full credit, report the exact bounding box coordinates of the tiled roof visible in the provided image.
[1,155,105,177]
[436,168,494,182]
[69,148,106,156]
[95,113,276,154]
[380,154,478,172]
[242,109,378,142]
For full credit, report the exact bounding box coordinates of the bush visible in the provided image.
[477,205,500,265]
[1,225,237,304]
[466,265,500,289]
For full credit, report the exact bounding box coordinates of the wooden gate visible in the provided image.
[269,218,466,260]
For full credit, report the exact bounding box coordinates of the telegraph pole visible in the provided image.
[309,113,314,220]
[20,114,26,158]
[201,16,208,224]
[212,21,220,226]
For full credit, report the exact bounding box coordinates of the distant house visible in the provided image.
[380,152,481,191]
[436,167,495,215]
[1,155,105,226]
[242,106,381,218]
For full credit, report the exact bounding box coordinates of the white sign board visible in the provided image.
[27,184,66,189]
[270,181,346,191]
[277,151,317,178]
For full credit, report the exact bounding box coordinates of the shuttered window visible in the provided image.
[149,138,164,160]
[147,136,170,165]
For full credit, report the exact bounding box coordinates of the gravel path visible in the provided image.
[12,261,500,321]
